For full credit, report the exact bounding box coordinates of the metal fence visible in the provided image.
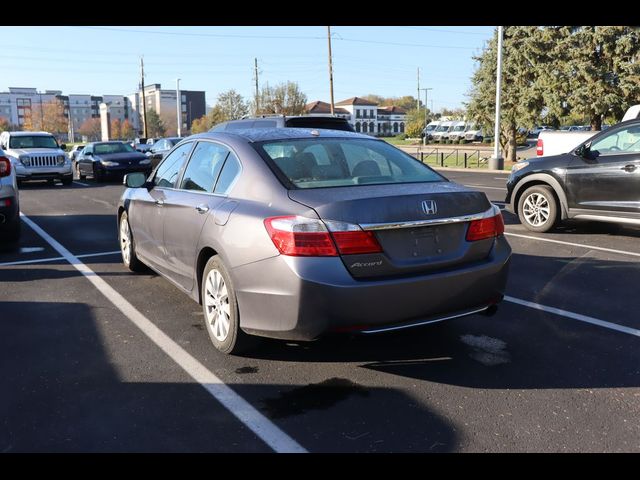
[408,148,494,168]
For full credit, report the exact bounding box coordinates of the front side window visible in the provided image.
[590,125,640,156]
[154,142,193,188]
[257,138,444,189]
[180,142,229,193]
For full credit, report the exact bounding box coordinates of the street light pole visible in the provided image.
[176,78,181,137]
[490,26,504,170]
[420,88,432,146]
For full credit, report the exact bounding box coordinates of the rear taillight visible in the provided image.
[264,216,382,257]
[466,213,505,242]
[536,138,543,156]
[0,157,11,178]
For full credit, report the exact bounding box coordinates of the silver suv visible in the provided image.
[0,131,73,186]
[0,149,20,243]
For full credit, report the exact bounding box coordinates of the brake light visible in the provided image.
[264,216,383,256]
[0,198,11,207]
[466,213,505,241]
[536,138,543,156]
[0,157,10,178]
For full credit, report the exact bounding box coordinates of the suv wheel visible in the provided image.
[201,255,256,355]
[518,185,558,233]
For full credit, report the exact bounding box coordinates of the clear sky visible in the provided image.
[0,26,495,112]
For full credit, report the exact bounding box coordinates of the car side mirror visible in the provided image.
[575,143,591,158]
[60,143,66,150]
[124,172,147,188]
[85,151,92,156]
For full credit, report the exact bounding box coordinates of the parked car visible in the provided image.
[146,137,183,169]
[431,121,454,142]
[0,150,20,244]
[118,128,511,354]
[68,144,85,162]
[210,115,355,133]
[76,141,151,182]
[132,142,152,153]
[536,130,598,157]
[447,121,468,142]
[464,124,484,143]
[423,120,441,140]
[506,118,640,232]
[528,126,554,138]
[0,131,72,186]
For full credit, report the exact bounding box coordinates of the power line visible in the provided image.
[399,26,491,36]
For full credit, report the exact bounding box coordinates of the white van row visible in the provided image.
[423,121,484,142]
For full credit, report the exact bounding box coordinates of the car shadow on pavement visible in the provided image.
[0,300,457,452]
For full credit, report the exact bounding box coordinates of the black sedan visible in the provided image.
[146,137,183,168]
[76,142,152,182]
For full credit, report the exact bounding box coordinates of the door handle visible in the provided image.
[622,164,637,172]
[155,199,164,206]
[196,204,210,214]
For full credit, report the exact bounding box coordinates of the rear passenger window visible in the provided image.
[180,142,229,193]
[214,153,241,195]
[154,142,193,188]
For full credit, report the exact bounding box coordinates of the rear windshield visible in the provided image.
[94,143,135,154]
[9,135,58,149]
[257,138,444,189]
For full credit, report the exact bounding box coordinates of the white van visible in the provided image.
[464,124,484,142]
[423,120,441,140]
[447,121,468,142]
[431,121,454,142]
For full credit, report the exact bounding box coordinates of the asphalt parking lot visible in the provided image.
[1,170,639,452]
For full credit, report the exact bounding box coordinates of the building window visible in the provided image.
[355,122,361,133]
[356,109,361,118]
[393,122,399,133]
[370,122,375,133]
[400,122,405,133]
[362,122,368,133]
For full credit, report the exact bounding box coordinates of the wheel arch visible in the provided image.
[196,246,219,305]
[512,173,569,220]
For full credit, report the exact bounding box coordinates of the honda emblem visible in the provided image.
[421,200,437,215]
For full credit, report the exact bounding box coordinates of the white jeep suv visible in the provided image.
[0,131,73,186]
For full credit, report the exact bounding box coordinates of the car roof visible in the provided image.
[190,127,373,143]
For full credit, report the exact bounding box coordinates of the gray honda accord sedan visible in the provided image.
[117,129,511,354]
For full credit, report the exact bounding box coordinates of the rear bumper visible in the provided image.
[0,196,19,229]
[232,236,511,341]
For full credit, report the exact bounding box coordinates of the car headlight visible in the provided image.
[100,160,118,167]
[19,155,31,166]
[57,155,66,165]
[510,161,529,173]
[139,159,151,165]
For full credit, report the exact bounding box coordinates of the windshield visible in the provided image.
[453,125,465,132]
[9,135,59,149]
[257,138,444,189]
[425,124,438,131]
[94,143,136,155]
[435,125,450,132]
[168,138,183,146]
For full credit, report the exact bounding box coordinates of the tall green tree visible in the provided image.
[217,89,248,120]
[254,82,307,115]
[543,26,640,130]
[466,27,546,162]
[145,109,166,137]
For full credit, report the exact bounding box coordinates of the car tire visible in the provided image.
[62,176,73,186]
[201,255,256,355]
[517,185,559,233]
[77,164,86,180]
[2,217,21,245]
[119,211,146,273]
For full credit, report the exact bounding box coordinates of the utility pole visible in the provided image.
[490,26,504,170]
[176,78,181,137]
[420,88,433,146]
[140,57,148,139]
[39,92,44,130]
[327,26,335,115]
[254,58,260,115]
[417,68,420,112]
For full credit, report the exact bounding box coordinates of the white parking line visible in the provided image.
[464,184,507,191]
[505,295,640,338]
[0,250,121,267]
[74,181,90,187]
[505,232,640,259]
[18,213,306,454]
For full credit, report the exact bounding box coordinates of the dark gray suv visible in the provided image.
[118,128,510,355]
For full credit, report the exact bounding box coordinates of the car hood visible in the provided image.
[7,148,64,156]
[95,152,148,161]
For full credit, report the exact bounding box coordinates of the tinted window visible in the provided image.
[180,142,229,193]
[259,138,443,189]
[154,142,193,188]
[214,153,241,195]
